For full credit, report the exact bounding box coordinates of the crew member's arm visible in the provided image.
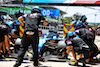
[18,14,27,25]
[18,16,25,25]
[43,19,50,26]
[10,32,19,38]
[74,29,79,36]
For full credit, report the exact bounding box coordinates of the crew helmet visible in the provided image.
[80,15,87,21]
[66,31,75,39]
[32,6,41,13]
[67,31,74,36]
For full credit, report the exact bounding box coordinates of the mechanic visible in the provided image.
[80,15,96,42]
[13,8,49,67]
[0,15,9,59]
[74,15,96,42]
[74,28,99,59]
[77,15,94,33]
[75,15,90,30]
[65,31,90,66]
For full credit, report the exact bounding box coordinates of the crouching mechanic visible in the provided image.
[13,8,49,67]
[74,28,99,59]
[0,24,9,59]
[65,31,90,66]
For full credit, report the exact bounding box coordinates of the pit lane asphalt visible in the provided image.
[0,36,100,67]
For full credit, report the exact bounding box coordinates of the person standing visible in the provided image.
[13,8,49,67]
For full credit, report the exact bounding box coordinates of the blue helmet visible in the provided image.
[66,31,75,39]
[82,15,87,19]
[67,31,74,36]
[80,15,87,21]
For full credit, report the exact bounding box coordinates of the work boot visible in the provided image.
[13,62,21,67]
[34,62,38,67]
[35,66,39,67]
[34,62,42,67]
[0,55,3,59]
[78,58,82,62]
[39,57,44,61]
[13,65,19,67]
[69,62,78,66]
